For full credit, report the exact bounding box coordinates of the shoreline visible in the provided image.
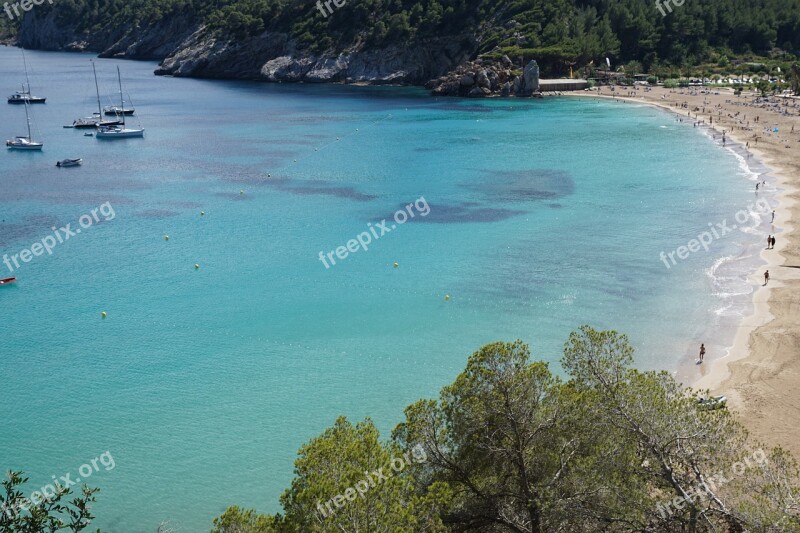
[567,86,800,457]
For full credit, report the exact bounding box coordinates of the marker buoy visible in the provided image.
[200,211,205,216]
[393,262,399,268]
[444,294,450,301]
[101,311,107,318]
[164,235,170,241]
[240,190,244,195]
[194,264,200,270]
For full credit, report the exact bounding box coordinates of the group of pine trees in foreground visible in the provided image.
[3,327,800,531]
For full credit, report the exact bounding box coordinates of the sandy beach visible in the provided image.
[570,85,800,458]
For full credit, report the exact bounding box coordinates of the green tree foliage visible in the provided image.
[13,0,800,74]
[213,417,451,532]
[216,327,800,532]
[0,471,99,532]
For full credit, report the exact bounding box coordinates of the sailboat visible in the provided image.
[96,67,144,139]
[7,50,46,104]
[103,104,135,116]
[72,61,122,129]
[6,99,43,150]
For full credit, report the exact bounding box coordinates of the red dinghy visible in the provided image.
[0,277,17,285]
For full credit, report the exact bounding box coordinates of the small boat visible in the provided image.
[698,395,727,410]
[8,89,46,104]
[7,51,45,104]
[0,277,17,285]
[6,99,43,150]
[84,132,93,137]
[96,67,144,140]
[96,125,144,139]
[6,136,43,150]
[72,61,123,129]
[73,113,121,129]
[104,105,134,116]
[56,158,82,167]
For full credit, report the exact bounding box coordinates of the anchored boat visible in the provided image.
[6,99,43,151]
[97,67,144,139]
[56,158,83,167]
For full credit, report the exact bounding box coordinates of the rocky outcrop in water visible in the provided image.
[425,57,541,98]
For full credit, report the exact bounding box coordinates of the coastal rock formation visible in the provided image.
[425,57,542,98]
[155,30,476,85]
[17,9,196,60]
[14,9,539,97]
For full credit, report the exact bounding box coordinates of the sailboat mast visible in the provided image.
[92,60,102,117]
[24,100,32,141]
[22,49,31,94]
[117,66,125,127]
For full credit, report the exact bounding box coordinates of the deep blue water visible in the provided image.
[0,48,774,531]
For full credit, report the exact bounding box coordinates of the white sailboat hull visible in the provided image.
[6,138,43,150]
[96,127,144,139]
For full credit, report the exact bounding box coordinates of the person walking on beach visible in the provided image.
[771,236,776,249]
[767,235,772,248]
[699,343,706,363]
[772,210,776,222]
[756,182,760,191]
[764,270,770,285]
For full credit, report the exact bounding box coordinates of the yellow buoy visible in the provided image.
[444,294,450,301]
[194,264,200,270]
[101,311,107,318]
[393,262,399,268]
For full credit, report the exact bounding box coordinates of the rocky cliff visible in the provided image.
[14,12,542,97]
[154,28,477,85]
[17,9,198,60]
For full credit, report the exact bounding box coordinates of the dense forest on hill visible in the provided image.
[3,0,800,75]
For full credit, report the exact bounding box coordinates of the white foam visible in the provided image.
[726,146,761,181]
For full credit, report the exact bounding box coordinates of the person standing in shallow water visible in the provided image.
[764,270,770,285]
[699,343,706,363]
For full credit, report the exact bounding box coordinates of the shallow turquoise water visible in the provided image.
[0,49,774,531]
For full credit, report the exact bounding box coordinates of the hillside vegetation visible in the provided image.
[10,0,800,76]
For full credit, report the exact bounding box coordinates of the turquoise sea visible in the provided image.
[0,48,775,531]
